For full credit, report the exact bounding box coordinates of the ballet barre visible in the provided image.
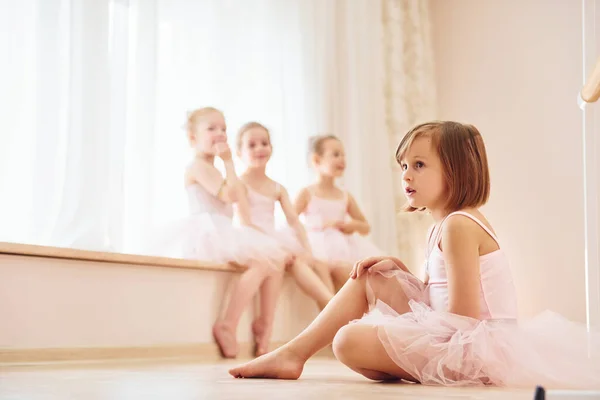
[580,56,600,108]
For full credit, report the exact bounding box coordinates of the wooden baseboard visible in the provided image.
[0,342,334,365]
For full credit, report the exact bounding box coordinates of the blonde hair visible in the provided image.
[396,121,491,213]
[307,134,340,158]
[236,121,271,150]
[185,107,223,133]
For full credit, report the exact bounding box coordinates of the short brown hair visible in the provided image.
[236,121,271,150]
[395,121,490,213]
[308,134,340,157]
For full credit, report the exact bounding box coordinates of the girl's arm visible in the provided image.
[188,158,241,203]
[340,194,370,235]
[279,186,312,253]
[441,215,482,320]
[293,187,311,217]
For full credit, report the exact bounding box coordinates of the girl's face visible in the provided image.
[314,139,346,178]
[190,111,227,155]
[238,127,272,168]
[399,136,446,212]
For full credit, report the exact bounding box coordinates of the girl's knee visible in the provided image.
[270,267,285,280]
[247,259,279,276]
[268,261,286,280]
[332,324,361,364]
[332,267,350,286]
[350,269,371,287]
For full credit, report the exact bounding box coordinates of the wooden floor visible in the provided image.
[0,358,598,400]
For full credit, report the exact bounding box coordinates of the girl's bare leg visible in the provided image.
[288,258,334,309]
[229,268,411,379]
[214,260,271,358]
[252,267,285,357]
[331,264,353,292]
[311,259,336,293]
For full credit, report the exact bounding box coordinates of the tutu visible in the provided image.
[145,213,286,267]
[352,211,600,389]
[270,225,306,256]
[307,228,384,266]
[302,190,384,267]
[143,183,286,268]
[356,270,600,388]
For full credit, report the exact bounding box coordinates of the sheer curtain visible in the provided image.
[121,0,325,253]
[0,0,112,249]
[295,0,400,257]
[123,0,407,255]
[1,0,433,257]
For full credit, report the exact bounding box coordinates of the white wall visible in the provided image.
[430,0,586,321]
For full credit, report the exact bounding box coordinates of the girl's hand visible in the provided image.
[333,221,354,234]
[321,220,338,230]
[322,220,349,232]
[214,142,232,161]
[350,256,409,279]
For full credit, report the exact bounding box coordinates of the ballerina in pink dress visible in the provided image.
[163,107,287,359]
[235,122,334,324]
[229,121,600,389]
[295,135,385,292]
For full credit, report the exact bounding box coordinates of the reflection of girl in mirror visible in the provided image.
[184,107,286,359]
[294,135,384,292]
[236,122,334,311]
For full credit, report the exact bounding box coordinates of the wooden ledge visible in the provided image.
[0,242,243,273]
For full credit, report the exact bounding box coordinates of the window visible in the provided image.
[1,0,315,254]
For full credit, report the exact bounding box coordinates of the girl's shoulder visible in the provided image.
[293,185,315,203]
[185,158,221,185]
[443,209,497,236]
[271,179,285,195]
[439,209,500,254]
[298,184,316,195]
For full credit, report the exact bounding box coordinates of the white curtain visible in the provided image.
[1,0,433,258]
[295,0,400,257]
[0,0,112,249]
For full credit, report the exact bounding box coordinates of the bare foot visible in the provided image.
[229,346,305,379]
[213,321,238,359]
[252,319,270,357]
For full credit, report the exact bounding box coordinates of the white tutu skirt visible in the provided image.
[262,225,306,256]
[144,213,287,269]
[353,269,600,388]
[306,228,384,267]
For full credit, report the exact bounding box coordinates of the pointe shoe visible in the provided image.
[213,323,238,359]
